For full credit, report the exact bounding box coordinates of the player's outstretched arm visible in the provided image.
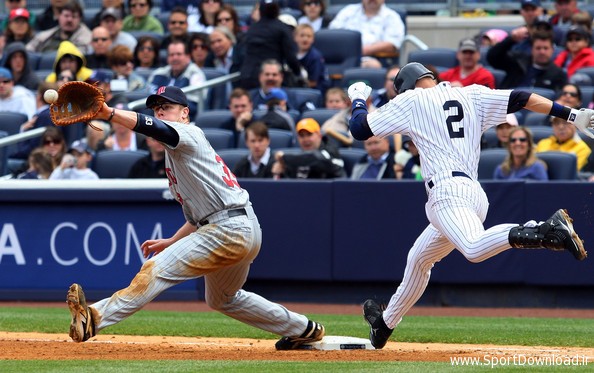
[522,92,594,139]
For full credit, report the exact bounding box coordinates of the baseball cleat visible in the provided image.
[545,209,587,261]
[66,283,96,342]
[275,320,325,350]
[363,299,393,349]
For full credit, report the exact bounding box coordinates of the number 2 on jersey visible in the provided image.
[443,100,464,139]
[215,155,240,188]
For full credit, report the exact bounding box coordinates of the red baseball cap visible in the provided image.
[9,8,30,21]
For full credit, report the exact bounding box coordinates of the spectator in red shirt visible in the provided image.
[439,38,495,88]
[553,25,594,78]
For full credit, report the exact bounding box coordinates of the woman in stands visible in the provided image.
[109,45,146,91]
[188,32,211,68]
[215,4,245,44]
[40,127,67,170]
[297,0,331,32]
[554,25,594,79]
[4,8,35,45]
[188,0,222,33]
[555,83,582,108]
[494,127,548,180]
[133,35,162,69]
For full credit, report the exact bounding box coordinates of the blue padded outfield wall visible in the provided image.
[0,179,593,302]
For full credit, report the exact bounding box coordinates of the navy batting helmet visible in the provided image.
[393,62,435,94]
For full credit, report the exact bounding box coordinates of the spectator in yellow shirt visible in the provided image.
[536,116,592,170]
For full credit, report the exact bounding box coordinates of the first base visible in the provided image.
[297,336,375,350]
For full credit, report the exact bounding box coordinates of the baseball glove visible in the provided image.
[50,81,105,131]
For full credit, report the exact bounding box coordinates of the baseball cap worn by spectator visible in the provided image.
[9,8,30,21]
[566,25,591,43]
[296,118,320,133]
[521,0,541,9]
[86,70,112,84]
[69,140,94,156]
[0,67,13,80]
[459,38,478,52]
[101,7,123,21]
[146,86,189,108]
[265,88,288,102]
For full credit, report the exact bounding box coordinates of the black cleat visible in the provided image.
[544,209,587,261]
[66,283,96,342]
[275,320,325,350]
[363,299,393,349]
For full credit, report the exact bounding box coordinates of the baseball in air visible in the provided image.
[44,89,59,104]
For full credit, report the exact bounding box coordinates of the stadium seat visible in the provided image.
[237,128,295,150]
[285,88,324,112]
[34,69,53,81]
[340,67,387,90]
[530,126,554,144]
[201,128,235,150]
[522,112,550,127]
[578,85,594,103]
[27,52,41,71]
[38,51,57,70]
[129,31,164,45]
[536,151,578,180]
[195,110,233,129]
[407,48,458,70]
[300,108,340,126]
[93,150,148,178]
[313,29,362,83]
[478,148,507,180]
[339,148,367,177]
[573,67,594,84]
[515,87,556,101]
[202,68,230,111]
[480,127,499,149]
[217,148,249,171]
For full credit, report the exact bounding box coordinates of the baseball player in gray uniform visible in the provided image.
[66,86,324,350]
[348,62,592,349]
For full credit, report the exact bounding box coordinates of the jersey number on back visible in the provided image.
[215,155,240,188]
[443,100,464,139]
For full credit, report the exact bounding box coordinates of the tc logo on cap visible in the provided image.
[157,86,167,95]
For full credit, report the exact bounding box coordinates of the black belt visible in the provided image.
[199,208,247,226]
[427,171,471,189]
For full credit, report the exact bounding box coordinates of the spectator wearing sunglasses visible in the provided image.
[297,0,331,32]
[0,67,35,119]
[133,35,161,69]
[555,83,582,108]
[188,32,210,68]
[123,0,164,34]
[214,4,245,44]
[495,127,548,180]
[554,26,594,78]
[161,7,190,50]
[85,26,113,69]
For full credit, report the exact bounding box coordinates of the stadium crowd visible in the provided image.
[1,0,594,181]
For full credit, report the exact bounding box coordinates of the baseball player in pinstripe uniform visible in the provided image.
[348,62,593,349]
[66,86,324,350]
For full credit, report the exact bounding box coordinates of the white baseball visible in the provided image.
[44,89,59,104]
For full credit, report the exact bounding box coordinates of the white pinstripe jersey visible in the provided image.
[368,82,512,181]
[162,121,249,225]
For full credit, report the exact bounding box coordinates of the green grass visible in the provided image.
[1,307,592,347]
[1,307,592,372]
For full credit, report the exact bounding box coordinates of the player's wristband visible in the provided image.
[351,99,368,114]
[107,108,116,123]
[549,102,572,121]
